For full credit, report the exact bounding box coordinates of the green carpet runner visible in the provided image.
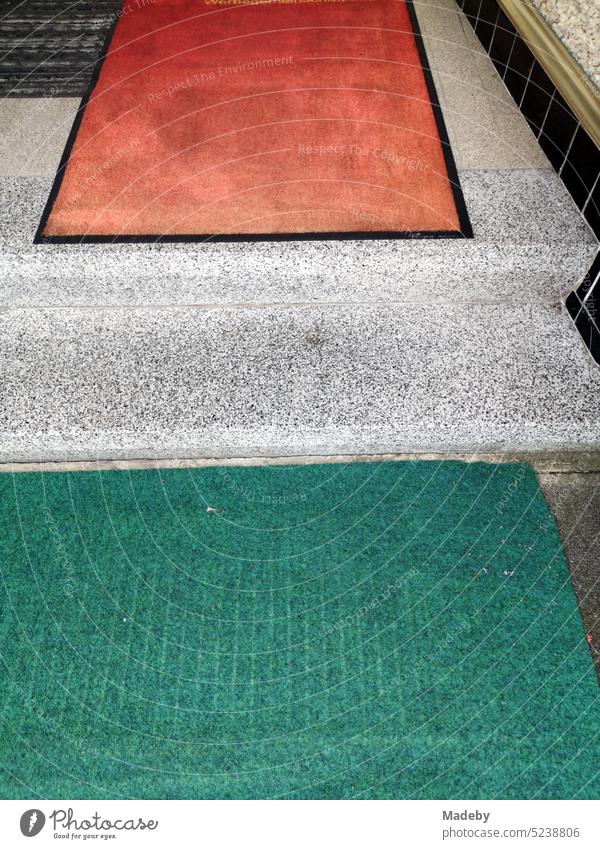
[0,461,597,799]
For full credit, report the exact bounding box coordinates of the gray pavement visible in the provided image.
[540,472,600,681]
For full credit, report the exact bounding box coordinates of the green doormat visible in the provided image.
[0,461,597,799]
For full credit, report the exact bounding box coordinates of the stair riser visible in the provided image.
[2,303,599,462]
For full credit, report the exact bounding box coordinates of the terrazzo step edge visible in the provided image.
[1,302,599,462]
[0,170,597,306]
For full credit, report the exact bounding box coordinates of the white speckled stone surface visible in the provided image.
[1,302,599,462]
[0,169,595,306]
[532,0,600,91]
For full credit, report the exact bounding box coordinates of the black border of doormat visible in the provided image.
[34,0,473,244]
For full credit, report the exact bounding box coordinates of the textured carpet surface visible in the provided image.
[0,0,120,97]
[40,0,468,239]
[0,461,598,799]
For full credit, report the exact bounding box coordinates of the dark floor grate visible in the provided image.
[0,0,121,96]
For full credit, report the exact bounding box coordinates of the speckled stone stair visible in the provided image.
[1,0,599,463]
[0,0,597,308]
[2,302,600,462]
[0,168,596,308]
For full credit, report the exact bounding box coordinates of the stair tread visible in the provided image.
[1,169,596,307]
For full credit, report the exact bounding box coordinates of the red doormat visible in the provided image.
[36,0,472,243]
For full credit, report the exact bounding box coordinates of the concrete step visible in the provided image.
[2,302,599,462]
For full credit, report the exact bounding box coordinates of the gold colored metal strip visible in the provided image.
[497,0,600,148]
